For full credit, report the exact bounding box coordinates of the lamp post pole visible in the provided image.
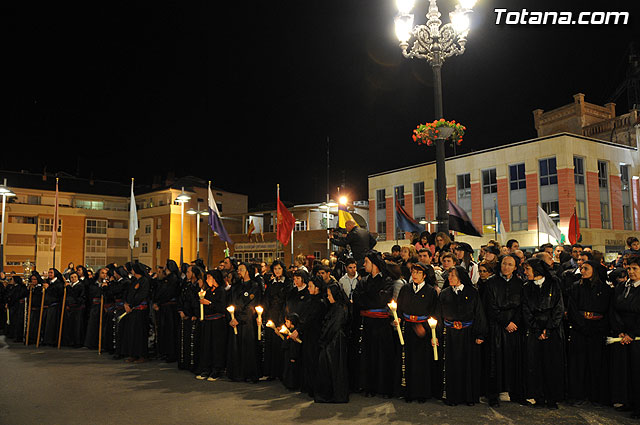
[0,179,16,273]
[395,0,475,234]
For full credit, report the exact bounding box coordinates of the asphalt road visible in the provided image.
[0,336,635,425]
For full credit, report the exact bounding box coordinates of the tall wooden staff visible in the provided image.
[36,285,46,348]
[57,285,67,349]
[98,294,104,355]
[25,287,33,345]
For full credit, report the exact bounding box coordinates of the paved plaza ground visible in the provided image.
[0,336,636,425]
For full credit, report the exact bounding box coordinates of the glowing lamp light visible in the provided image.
[450,10,470,33]
[395,14,414,43]
[396,0,415,14]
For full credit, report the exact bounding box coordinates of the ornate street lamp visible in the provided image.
[395,0,476,233]
[176,187,191,265]
[187,203,209,261]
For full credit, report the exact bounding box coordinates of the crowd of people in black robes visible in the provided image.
[2,233,640,416]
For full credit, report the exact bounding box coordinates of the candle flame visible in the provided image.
[427,317,438,328]
[255,306,263,314]
[226,305,235,313]
[266,320,274,328]
[388,300,397,309]
[279,325,289,334]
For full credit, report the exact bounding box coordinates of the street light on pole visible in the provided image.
[187,203,209,261]
[176,187,191,265]
[395,0,475,234]
[0,179,16,273]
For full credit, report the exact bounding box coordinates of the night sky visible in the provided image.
[3,0,639,208]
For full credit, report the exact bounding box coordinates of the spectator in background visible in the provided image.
[562,244,583,271]
[616,237,640,267]
[506,239,520,254]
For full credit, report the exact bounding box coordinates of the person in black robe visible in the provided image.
[6,276,28,342]
[281,312,303,390]
[153,259,180,363]
[609,255,640,419]
[566,260,611,406]
[195,269,228,381]
[61,271,86,347]
[177,266,199,372]
[521,257,565,409]
[352,250,395,398]
[285,270,310,317]
[26,272,45,345]
[298,276,326,397]
[226,262,261,383]
[107,266,130,358]
[394,262,439,403]
[84,268,108,350]
[262,260,290,381]
[42,268,65,346]
[439,265,487,406]
[314,283,350,403]
[484,254,527,407]
[121,263,151,363]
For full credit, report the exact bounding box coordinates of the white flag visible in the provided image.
[129,179,138,249]
[537,205,562,244]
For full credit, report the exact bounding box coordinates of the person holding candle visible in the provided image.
[483,254,527,407]
[195,270,228,381]
[314,283,350,403]
[281,312,302,390]
[609,255,640,418]
[226,262,262,383]
[262,260,291,381]
[352,250,395,399]
[438,265,487,406]
[565,259,611,406]
[521,258,565,409]
[153,259,181,363]
[394,262,440,403]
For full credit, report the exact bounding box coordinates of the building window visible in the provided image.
[541,201,560,225]
[539,157,557,186]
[27,195,41,205]
[574,157,585,185]
[394,186,405,207]
[145,224,151,234]
[413,182,425,205]
[39,217,61,232]
[86,219,107,234]
[576,199,587,229]
[621,164,630,191]
[457,173,472,218]
[12,216,37,224]
[141,242,149,254]
[75,200,104,210]
[483,207,496,226]
[294,220,306,231]
[38,236,52,252]
[85,238,106,254]
[509,163,526,190]
[598,160,608,188]
[377,221,387,240]
[376,189,386,210]
[156,241,161,250]
[482,169,497,194]
[511,205,527,231]
[601,202,611,229]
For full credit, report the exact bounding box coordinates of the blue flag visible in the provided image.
[395,200,425,233]
[208,186,233,243]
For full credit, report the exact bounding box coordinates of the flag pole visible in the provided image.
[52,178,59,269]
[277,184,281,264]
[291,228,294,266]
[207,181,211,269]
[494,198,497,241]
[536,203,540,248]
[130,178,134,263]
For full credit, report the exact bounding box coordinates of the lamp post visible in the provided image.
[176,187,191,265]
[395,0,476,234]
[323,198,338,259]
[0,179,16,273]
[187,203,209,261]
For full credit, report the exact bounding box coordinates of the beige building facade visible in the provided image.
[369,94,640,257]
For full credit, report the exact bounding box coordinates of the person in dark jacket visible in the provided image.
[121,263,151,363]
[153,259,181,363]
[330,220,376,268]
[522,258,565,409]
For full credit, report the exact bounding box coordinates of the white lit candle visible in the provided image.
[427,317,438,361]
[388,300,404,345]
[227,305,237,335]
[255,306,263,340]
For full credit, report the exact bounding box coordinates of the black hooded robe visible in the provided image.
[154,270,180,362]
[120,275,151,358]
[195,282,228,378]
[314,301,350,403]
[439,283,487,405]
[226,279,261,382]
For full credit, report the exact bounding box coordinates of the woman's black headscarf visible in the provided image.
[365,250,388,275]
[132,262,148,277]
[166,259,180,276]
[451,265,473,288]
[523,258,550,280]
[12,275,24,286]
[327,283,348,306]
[206,269,225,288]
